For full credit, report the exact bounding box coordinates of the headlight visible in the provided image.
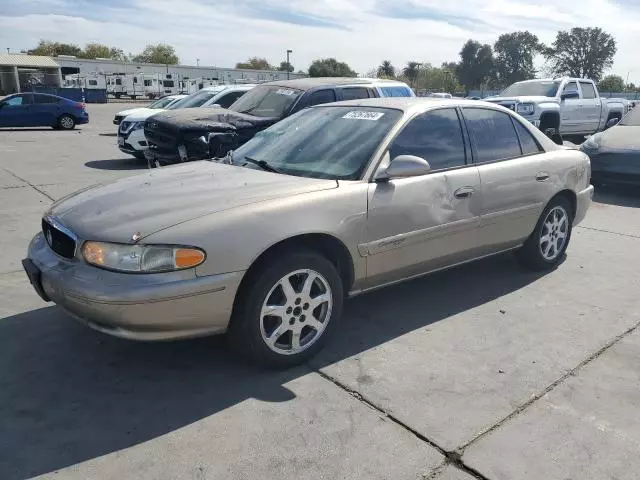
[82,242,205,273]
[581,135,601,152]
[132,121,145,131]
[516,103,535,115]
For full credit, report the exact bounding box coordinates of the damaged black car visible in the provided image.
[143,78,403,165]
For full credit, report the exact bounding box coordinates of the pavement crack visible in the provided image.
[313,368,492,480]
[2,168,55,202]
[576,225,640,240]
[460,317,640,451]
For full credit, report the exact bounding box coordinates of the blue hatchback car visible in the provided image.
[0,93,89,129]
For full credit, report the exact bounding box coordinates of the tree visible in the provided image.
[82,43,111,59]
[626,83,637,93]
[277,61,294,72]
[598,75,625,92]
[27,40,83,57]
[308,58,357,77]
[132,44,179,64]
[544,27,616,82]
[494,31,540,87]
[402,61,421,87]
[377,60,395,78]
[457,40,495,92]
[108,48,128,62]
[235,57,273,70]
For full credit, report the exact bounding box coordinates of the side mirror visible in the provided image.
[376,155,431,181]
[561,90,579,100]
[206,131,237,158]
[605,117,620,129]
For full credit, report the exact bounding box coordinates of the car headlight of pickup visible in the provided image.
[82,241,205,273]
[516,103,535,115]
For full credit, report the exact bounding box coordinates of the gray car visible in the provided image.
[23,98,594,367]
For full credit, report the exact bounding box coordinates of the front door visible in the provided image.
[31,94,60,126]
[559,80,582,134]
[0,94,32,127]
[364,108,482,287]
[461,107,552,251]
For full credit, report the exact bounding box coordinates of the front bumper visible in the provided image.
[24,232,244,340]
[118,129,148,154]
[574,184,594,226]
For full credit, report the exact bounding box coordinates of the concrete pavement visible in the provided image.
[1,103,639,480]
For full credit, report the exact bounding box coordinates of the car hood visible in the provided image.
[484,96,558,104]
[149,108,277,132]
[124,109,166,122]
[598,126,640,150]
[117,107,151,117]
[46,161,337,243]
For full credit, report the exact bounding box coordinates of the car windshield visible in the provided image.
[231,106,402,180]
[228,85,303,118]
[500,81,561,97]
[168,90,216,109]
[148,97,176,109]
[619,107,640,126]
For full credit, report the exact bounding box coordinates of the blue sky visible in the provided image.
[1,0,639,82]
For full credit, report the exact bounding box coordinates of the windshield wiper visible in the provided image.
[243,156,282,174]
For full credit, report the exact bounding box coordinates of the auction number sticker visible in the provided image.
[342,111,384,120]
[276,88,296,96]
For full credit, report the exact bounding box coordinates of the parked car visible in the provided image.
[429,92,453,98]
[484,77,626,143]
[113,94,188,125]
[117,86,254,159]
[23,98,593,367]
[580,106,640,185]
[144,78,414,164]
[0,93,88,129]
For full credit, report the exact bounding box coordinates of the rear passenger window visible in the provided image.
[512,120,542,155]
[34,94,58,104]
[580,82,596,99]
[308,89,336,106]
[389,108,466,170]
[380,86,412,97]
[463,108,521,163]
[341,87,371,100]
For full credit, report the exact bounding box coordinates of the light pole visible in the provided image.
[286,49,292,79]
[196,58,200,67]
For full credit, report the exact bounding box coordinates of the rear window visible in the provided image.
[379,86,413,97]
[341,87,372,100]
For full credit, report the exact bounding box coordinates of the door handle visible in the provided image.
[454,186,475,198]
[536,172,550,181]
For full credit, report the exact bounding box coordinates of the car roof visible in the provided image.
[260,77,383,90]
[201,84,256,92]
[314,97,494,112]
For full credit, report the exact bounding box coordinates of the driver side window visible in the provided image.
[562,81,579,96]
[388,108,467,170]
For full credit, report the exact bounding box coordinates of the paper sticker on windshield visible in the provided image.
[342,111,384,121]
[276,88,296,96]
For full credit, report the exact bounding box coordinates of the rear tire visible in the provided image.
[516,196,573,271]
[58,114,76,130]
[228,249,343,368]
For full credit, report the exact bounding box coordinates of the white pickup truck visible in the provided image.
[485,77,626,142]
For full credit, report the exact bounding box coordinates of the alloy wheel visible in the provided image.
[539,206,569,261]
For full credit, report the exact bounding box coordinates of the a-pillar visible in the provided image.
[13,66,20,93]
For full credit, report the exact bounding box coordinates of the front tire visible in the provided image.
[58,114,76,130]
[516,196,573,271]
[229,250,343,368]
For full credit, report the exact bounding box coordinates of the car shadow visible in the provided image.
[1,253,545,479]
[98,132,118,137]
[84,159,148,171]
[594,184,640,208]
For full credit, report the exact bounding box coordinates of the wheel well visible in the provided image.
[606,112,622,121]
[551,190,577,220]
[539,112,560,129]
[238,234,355,298]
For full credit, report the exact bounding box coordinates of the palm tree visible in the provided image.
[377,60,395,78]
[402,61,421,87]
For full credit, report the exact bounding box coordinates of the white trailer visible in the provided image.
[64,75,106,90]
[126,74,178,99]
[107,75,127,98]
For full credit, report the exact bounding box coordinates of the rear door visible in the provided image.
[0,94,33,127]
[578,81,600,134]
[461,107,552,251]
[32,94,61,126]
[364,107,482,287]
